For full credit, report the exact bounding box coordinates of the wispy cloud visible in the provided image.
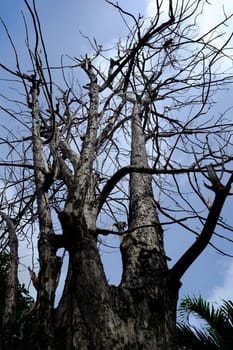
[208,260,233,304]
[198,1,233,33]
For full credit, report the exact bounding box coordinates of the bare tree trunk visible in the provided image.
[119,103,179,349]
[54,59,128,349]
[54,103,179,350]
[30,78,59,350]
[0,214,18,350]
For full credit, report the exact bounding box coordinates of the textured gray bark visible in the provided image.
[31,79,59,349]
[120,104,177,348]
[53,104,179,350]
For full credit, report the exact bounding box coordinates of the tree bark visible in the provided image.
[119,103,179,349]
[0,214,18,350]
[54,103,180,350]
[31,78,59,350]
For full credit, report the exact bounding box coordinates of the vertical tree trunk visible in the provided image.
[54,103,180,349]
[31,78,59,350]
[54,59,128,349]
[119,103,179,349]
[121,103,167,286]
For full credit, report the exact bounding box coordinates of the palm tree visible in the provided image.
[176,295,233,349]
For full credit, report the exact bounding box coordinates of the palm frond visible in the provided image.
[178,295,221,327]
[220,300,233,326]
[176,323,219,350]
[177,296,233,350]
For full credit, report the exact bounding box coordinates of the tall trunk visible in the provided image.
[54,60,121,348]
[119,103,179,349]
[31,78,59,350]
[54,102,180,349]
[121,103,167,286]
[54,62,128,348]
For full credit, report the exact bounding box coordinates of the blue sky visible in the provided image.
[1,0,233,305]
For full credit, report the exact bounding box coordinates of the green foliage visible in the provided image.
[176,295,233,350]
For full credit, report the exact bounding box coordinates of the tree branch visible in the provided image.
[171,173,233,281]
[96,164,206,214]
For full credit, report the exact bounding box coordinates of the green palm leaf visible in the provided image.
[176,323,219,350]
[177,296,233,350]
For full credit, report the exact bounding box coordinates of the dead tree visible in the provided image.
[0,0,233,349]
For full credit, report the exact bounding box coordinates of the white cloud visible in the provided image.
[145,0,169,21]
[208,260,233,304]
[145,0,233,38]
[198,1,233,33]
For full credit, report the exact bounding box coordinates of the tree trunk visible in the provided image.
[119,103,179,349]
[54,103,180,349]
[31,78,59,350]
[0,214,18,350]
